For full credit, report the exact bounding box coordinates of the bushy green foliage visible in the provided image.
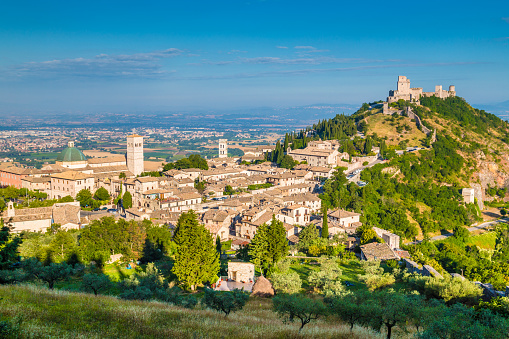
[0,316,22,339]
[80,217,146,264]
[420,96,506,134]
[358,260,395,291]
[23,259,74,289]
[308,258,343,297]
[325,290,372,331]
[270,260,302,294]
[81,273,113,296]
[273,294,327,332]
[248,216,289,276]
[118,262,166,300]
[76,189,93,208]
[0,221,21,270]
[172,211,219,290]
[421,303,509,339]
[203,288,250,317]
[163,154,208,171]
[422,276,482,305]
[93,187,110,201]
[122,191,132,209]
[247,183,273,190]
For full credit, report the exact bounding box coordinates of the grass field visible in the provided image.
[0,284,385,339]
[436,231,498,250]
[466,231,498,250]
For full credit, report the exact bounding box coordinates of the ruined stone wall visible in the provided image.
[422,265,443,279]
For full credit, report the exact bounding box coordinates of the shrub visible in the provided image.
[273,294,327,332]
[203,288,249,317]
[81,273,113,296]
[271,271,302,294]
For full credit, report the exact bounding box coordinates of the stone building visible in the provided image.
[127,134,144,176]
[372,227,400,250]
[50,171,94,199]
[227,262,255,283]
[1,201,81,233]
[462,188,475,204]
[387,76,456,104]
[218,139,228,158]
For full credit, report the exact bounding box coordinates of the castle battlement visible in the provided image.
[387,76,455,104]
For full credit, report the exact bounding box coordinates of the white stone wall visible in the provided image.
[228,262,255,282]
[127,135,144,176]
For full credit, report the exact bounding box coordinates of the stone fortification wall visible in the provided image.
[406,107,432,136]
[352,155,378,164]
[422,265,443,279]
[402,259,443,279]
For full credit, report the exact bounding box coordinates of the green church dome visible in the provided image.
[57,141,87,162]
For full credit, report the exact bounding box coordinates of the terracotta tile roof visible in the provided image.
[360,242,399,261]
[176,192,202,200]
[328,209,361,219]
[136,176,160,183]
[87,155,126,164]
[51,171,93,180]
[52,205,81,225]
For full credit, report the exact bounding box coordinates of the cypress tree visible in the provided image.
[249,217,289,276]
[248,223,269,274]
[266,216,289,274]
[173,211,219,291]
[321,206,329,239]
[122,191,132,209]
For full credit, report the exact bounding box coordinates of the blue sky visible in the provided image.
[1,0,508,112]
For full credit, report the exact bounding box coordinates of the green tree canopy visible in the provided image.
[203,288,249,317]
[76,189,93,208]
[248,216,289,276]
[122,191,132,209]
[172,211,219,290]
[93,187,110,201]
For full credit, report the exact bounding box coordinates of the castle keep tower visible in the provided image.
[127,134,144,176]
[218,139,228,158]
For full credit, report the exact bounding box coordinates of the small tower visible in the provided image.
[127,134,144,176]
[397,76,411,93]
[218,139,228,158]
[7,201,15,218]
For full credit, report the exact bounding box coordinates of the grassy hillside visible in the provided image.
[364,113,427,147]
[0,284,382,339]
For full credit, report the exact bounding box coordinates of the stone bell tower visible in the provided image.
[218,139,228,158]
[127,134,144,176]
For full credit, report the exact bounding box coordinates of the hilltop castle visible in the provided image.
[387,76,455,104]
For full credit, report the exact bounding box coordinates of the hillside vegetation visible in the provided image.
[0,284,379,339]
[364,113,426,147]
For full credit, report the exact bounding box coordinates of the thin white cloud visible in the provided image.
[227,50,247,54]
[294,46,316,50]
[276,46,288,49]
[182,61,482,80]
[502,17,509,23]
[241,56,382,65]
[7,48,183,79]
